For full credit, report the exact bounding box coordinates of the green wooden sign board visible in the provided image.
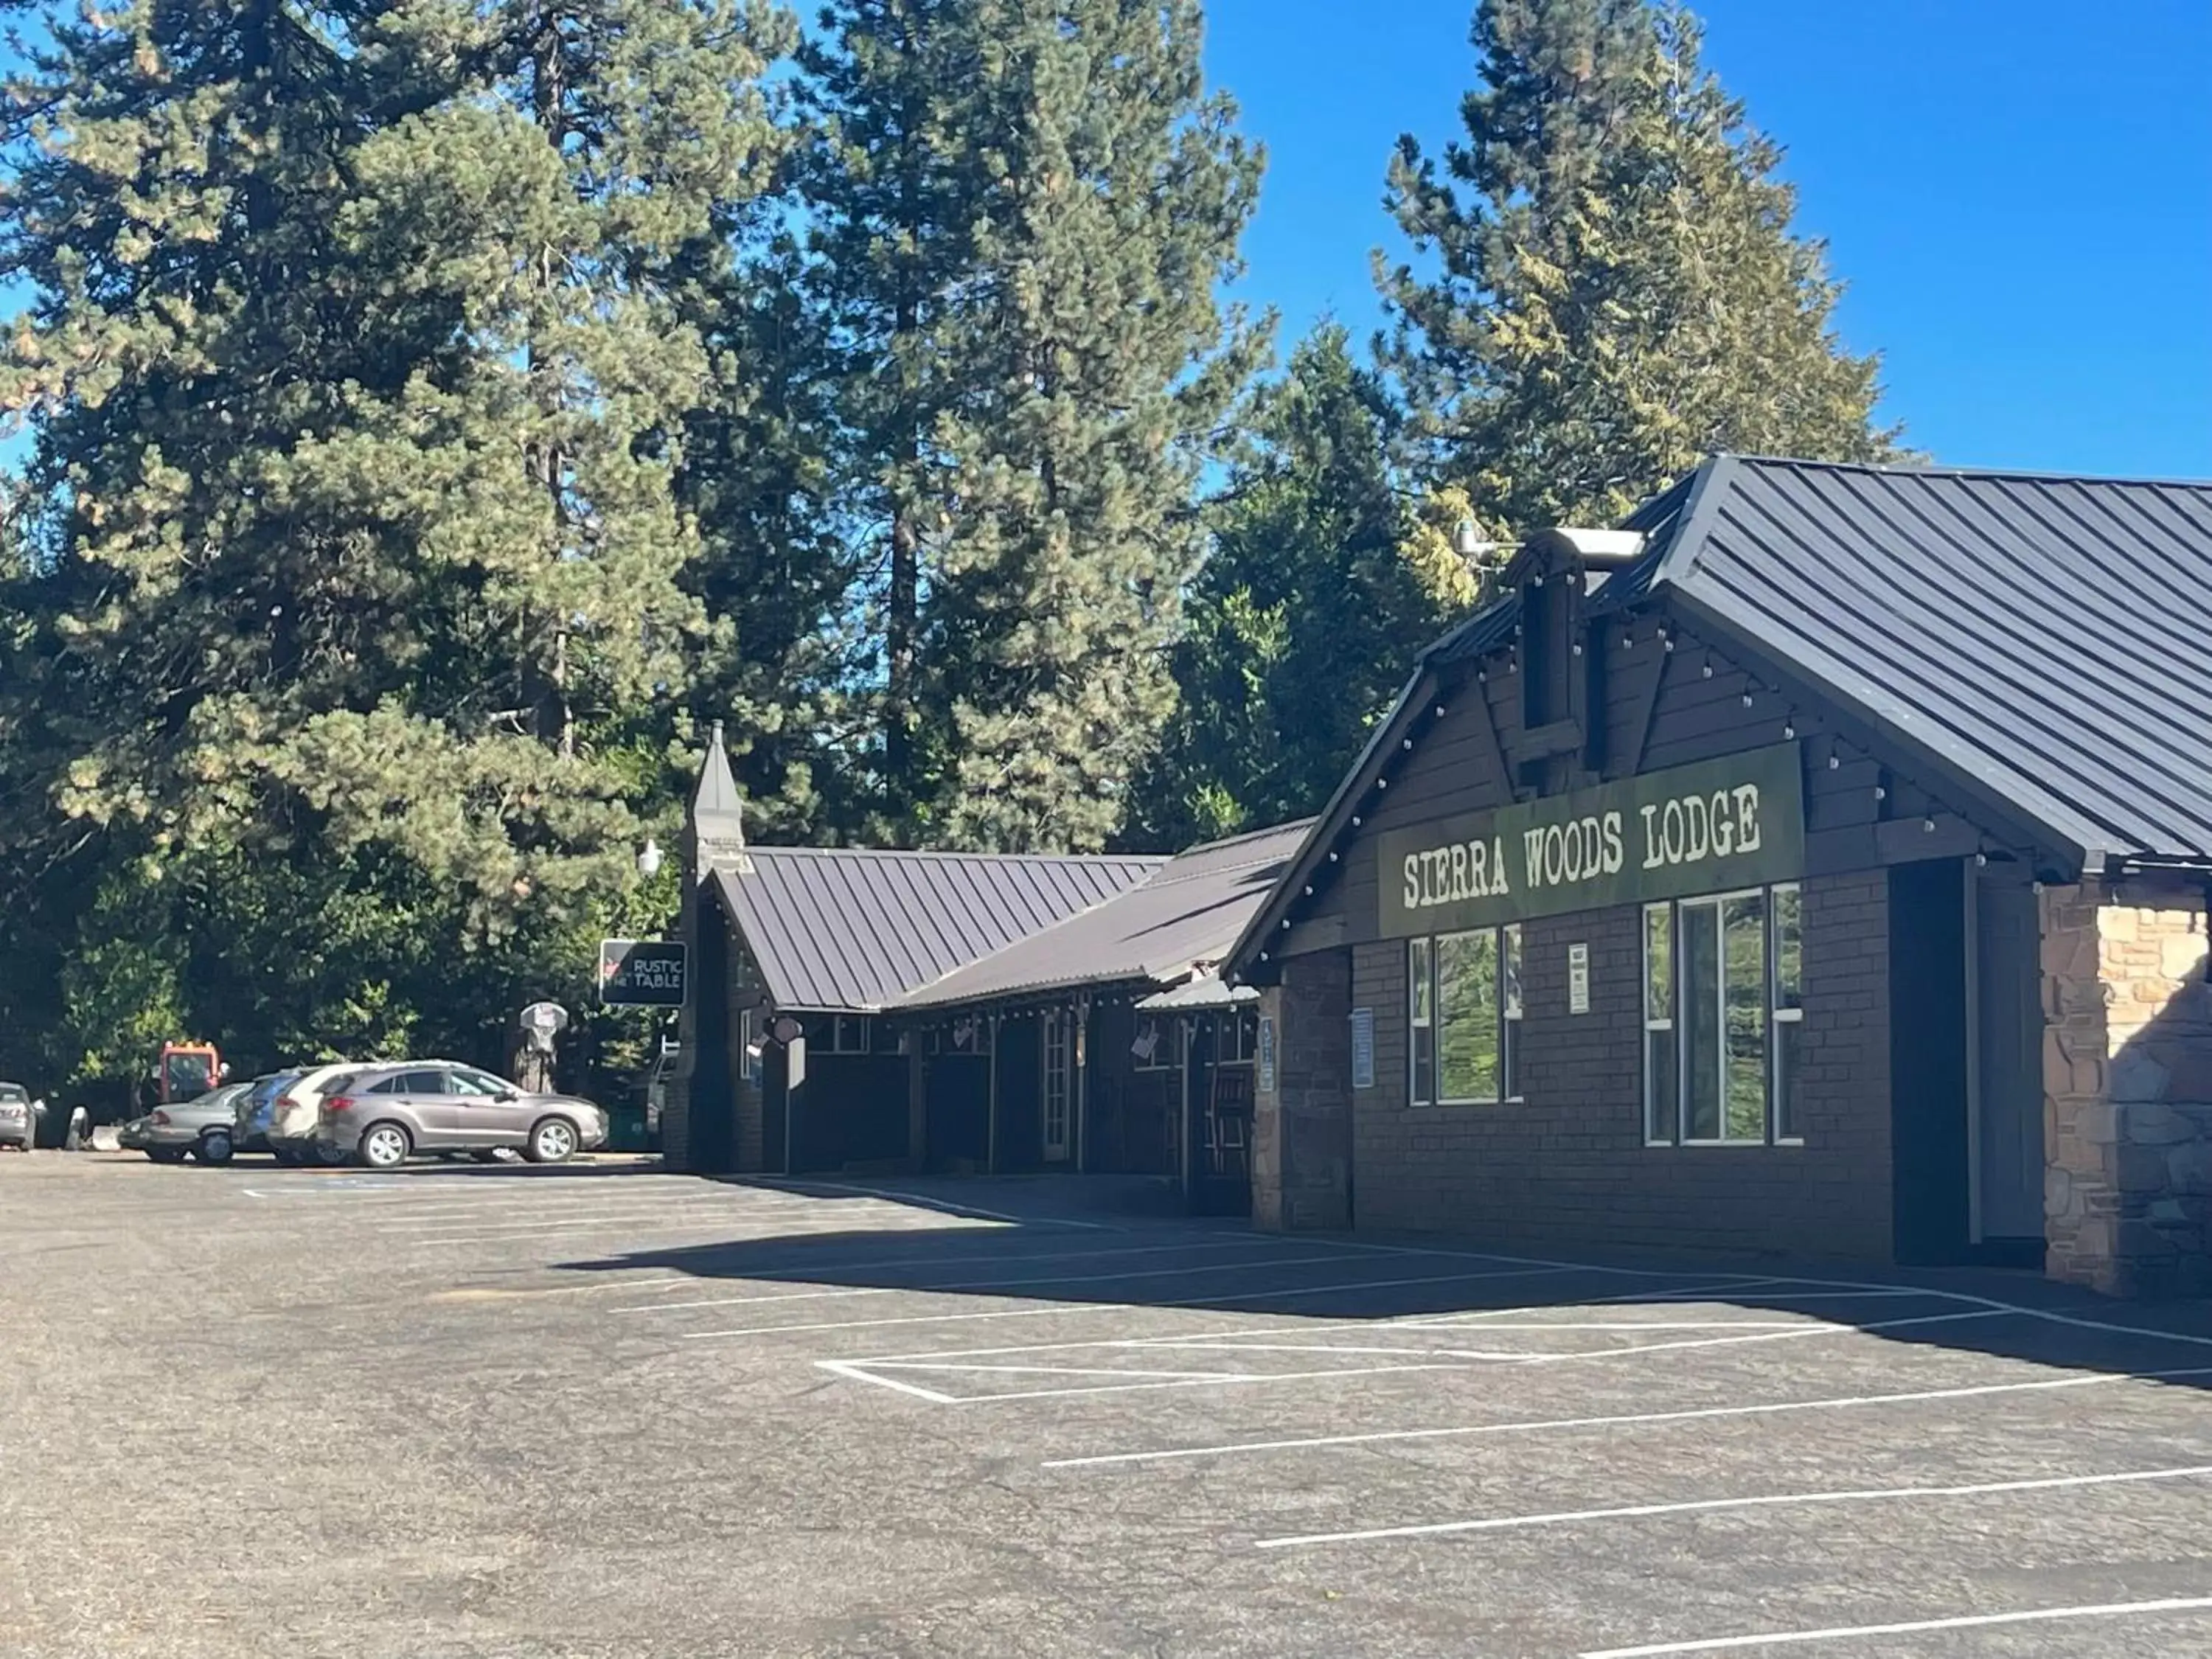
[1377,742,1806,938]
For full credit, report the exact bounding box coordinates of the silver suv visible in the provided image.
[313,1062,608,1169]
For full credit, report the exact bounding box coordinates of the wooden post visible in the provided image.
[1074,993,1091,1174]
[986,1012,1001,1175]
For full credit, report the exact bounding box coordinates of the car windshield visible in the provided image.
[0,1084,27,1103]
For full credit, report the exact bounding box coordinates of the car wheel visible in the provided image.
[146,1147,188,1164]
[271,1144,301,1166]
[313,1138,350,1166]
[525,1118,578,1164]
[194,1130,234,1166]
[356,1121,411,1170]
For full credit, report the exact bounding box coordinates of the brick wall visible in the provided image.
[1348,869,1893,1260]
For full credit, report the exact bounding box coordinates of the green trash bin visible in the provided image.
[603,1100,650,1153]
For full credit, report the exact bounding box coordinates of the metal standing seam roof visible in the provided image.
[896,818,1317,1012]
[1226,453,2212,982]
[712,849,1161,1013]
[1632,455,2212,869]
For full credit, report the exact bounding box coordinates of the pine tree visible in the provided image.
[1129,325,1467,848]
[798,0,1267,850]
[1380,0,1902,537]
[0,0,787,1075]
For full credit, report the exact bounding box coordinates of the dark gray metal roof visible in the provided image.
[712,849,1161,1013]
[1632,456,2212,869]
[897,818,1315,1011]
[1225,453,2212,981]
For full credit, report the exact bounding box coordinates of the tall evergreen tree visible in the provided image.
[1380,0,1902,537]
[1128,325,1470,849]
[0,0,787,1076]
[798,0,1267,850]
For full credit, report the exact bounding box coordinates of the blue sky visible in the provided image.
[1204,0,2212,479]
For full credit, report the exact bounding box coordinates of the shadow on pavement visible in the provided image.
[547,1173,2212,1397]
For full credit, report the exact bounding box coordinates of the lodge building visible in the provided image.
[665,456,2212,1298]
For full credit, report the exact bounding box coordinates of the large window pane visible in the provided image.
[1774,1016,1801,1141]
[1437,930,1499,1102]
[1683,902,1722,1139]
[1773,884,1803,1012]
[1501,925,1523,1099]
[1646,1029,1679,1142]
[1723,893,1767,1141]
[1644,905,1672,1020]
[1644,904,1675,1142]
[1409,939,1434,1105]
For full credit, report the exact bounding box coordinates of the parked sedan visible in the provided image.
[119,1082,254,1164]
[0,1082,42,1151]
[233,1069,302,1154]
[314,1062,608,1169]
[265,1062,378,1165]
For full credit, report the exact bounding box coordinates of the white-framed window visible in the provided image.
[1644,883,1802,1146]
[813,1015,870,1055]
[1772,883,1804,1141]
[1133,1015,1173,1071]
[1407,925,1519,1105]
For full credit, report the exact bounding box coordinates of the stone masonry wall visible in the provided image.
[2045,883,2212,1295]
[1251,952,1354,1232]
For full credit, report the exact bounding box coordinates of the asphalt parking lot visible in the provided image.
[5,1157,2212,1658]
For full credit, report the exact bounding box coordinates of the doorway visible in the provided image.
[1890,857,2048,1267]
[1970,872,2046,1265]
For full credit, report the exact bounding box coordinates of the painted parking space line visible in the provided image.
[741,1178,1127,1231]
[1041,1363,2212,1470]
[684,1262,1586,1342]
[1577,1594,2212,1658]
[599,1237,1293,1309]
[627,1248,1412,1318]
[615,1248,1354,1310]
[813,1360,960,1404]
[1254,1462,2212,1550]
[822,1306,2011,1405]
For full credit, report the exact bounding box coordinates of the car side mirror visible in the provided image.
[493,1090,518,1103]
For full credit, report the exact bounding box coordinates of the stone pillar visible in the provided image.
[1252,951,1354,1232]
[2043,881,2212,1296]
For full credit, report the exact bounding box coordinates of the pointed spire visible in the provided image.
[687,718,747,872]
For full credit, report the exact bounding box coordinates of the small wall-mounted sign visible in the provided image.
[1568,942,1591,1015]
[1349,1009,1376,1090]
[599,939,689,1007]
[1257,1015,1278,1095]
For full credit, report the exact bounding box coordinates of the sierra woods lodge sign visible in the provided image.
[1378,744,1806,936]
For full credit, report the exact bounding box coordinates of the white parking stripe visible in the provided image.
[1577,1595,2212,1658]
[1256,1464,2212,1550]
[682,1263,1577,1341]
[1041,1363,2212,1469]
[812,1360,959,1405]
[624,1249,1394,1315]
[742,1178,1124,1230]
[596,1236,1289,1307]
